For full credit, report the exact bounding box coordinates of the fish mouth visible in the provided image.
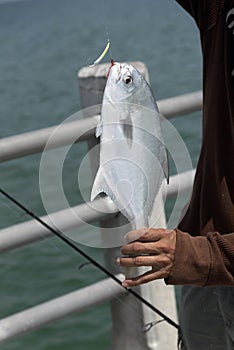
[111,62,133,83]
[111,62,122,82]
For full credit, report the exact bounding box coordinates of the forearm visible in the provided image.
[166,229,234,286]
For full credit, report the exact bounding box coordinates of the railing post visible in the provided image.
[78,62,178,350]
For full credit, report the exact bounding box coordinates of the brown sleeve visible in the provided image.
[165,229,234,286]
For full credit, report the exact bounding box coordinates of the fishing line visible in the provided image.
[102,0,113,61]
[87,0,113,68]
[106,31,113,61]
[0,187,179,330]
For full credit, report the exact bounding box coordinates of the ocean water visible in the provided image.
[0,0,202,349]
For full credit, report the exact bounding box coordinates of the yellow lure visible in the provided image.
[89,40,110,67]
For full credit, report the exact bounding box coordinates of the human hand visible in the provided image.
[116,228,176,287]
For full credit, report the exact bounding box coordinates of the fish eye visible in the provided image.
[124,75,133,85]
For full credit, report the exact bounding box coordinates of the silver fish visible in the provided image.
[91,62,168,230]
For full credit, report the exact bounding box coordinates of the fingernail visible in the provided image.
[116,257,120,265]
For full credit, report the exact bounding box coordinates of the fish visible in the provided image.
[91,62,168,233]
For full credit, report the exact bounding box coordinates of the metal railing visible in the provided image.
[0,91,202,163]
[0,169,195,254]
[0,61,202,349]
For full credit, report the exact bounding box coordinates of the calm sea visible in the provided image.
[0,0,202,349]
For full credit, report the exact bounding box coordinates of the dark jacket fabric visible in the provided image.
[167,0,234,286]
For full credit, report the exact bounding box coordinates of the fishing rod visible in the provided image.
[0,187,179,330]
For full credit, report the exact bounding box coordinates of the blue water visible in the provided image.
[0,0,202,349]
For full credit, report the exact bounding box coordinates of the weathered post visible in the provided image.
[78,62,178,350]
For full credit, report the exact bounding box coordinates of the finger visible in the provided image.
[137,228,175,242]
[125,228,149,243]
[121,241,161,255]
[117,254,170,268]
[122,268,170,287]
[125,228,172,243]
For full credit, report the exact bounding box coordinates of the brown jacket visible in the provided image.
[167,0,234,286]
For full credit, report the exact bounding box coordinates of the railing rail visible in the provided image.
[0,116,99,162]
[158,91,202,119]
[0,169,195,253]
[0,91,202,163]
[0,196,117,253]
[0,274,125,343]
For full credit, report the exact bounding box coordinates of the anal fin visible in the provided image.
[91,167,114,203]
